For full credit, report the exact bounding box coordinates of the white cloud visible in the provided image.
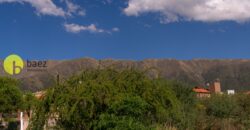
[0,0,66,17]
[124,0,250,23]
[63,23,105,33]
[0,0,85,17]
[65,0,85,16]
[64,23,119,34]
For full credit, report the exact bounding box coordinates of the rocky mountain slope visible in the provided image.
[1,58,250,92]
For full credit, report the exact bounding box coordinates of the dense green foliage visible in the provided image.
[195,94,250,130]
[1,70,250,130]
[0,77,22,130]
[28,69,250,130]
[0,77,23,113]
[29,69,196,130]
[0,77,38,130]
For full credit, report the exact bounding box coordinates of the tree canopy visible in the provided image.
[29,69,194,130]
[0,77,23,113]
[1,69,250,130]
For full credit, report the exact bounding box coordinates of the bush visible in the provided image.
[205,94,237,118]
[199,94,250,130]
[29,69,187,130]
[0,77,23,113]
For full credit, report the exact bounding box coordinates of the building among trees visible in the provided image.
[193,79,222,98]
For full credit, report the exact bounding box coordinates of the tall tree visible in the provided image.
[0,77,23,113]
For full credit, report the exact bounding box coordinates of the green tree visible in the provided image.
[206,94,238,130]
[234,94,250,129]
[170,81,198,129]
[0,77,23,130]
[206,94,237,118]
[22,92,39,118]
[0,77,23,113]
[29,69,184,130]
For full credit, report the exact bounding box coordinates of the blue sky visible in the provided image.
[1,0,250,60]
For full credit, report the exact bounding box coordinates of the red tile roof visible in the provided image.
[193,87,210,93]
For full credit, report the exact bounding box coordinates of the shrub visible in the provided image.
[29,69,185,130]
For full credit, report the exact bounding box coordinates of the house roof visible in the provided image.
[193,87,210,93]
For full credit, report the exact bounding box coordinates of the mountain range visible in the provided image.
[1,58,250,92]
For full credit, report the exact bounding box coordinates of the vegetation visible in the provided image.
[0,77,38,129]
[0,77,23,113]
[196,94,250,129]
[29,69,188,130]
[0,69,250,130]
[0,77,22,130]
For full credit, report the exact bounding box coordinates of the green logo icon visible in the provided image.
[3,54,24,75]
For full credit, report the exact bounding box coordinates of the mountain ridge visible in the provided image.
[1,58,250,92]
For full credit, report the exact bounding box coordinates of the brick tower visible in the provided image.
[209,79,221,93]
